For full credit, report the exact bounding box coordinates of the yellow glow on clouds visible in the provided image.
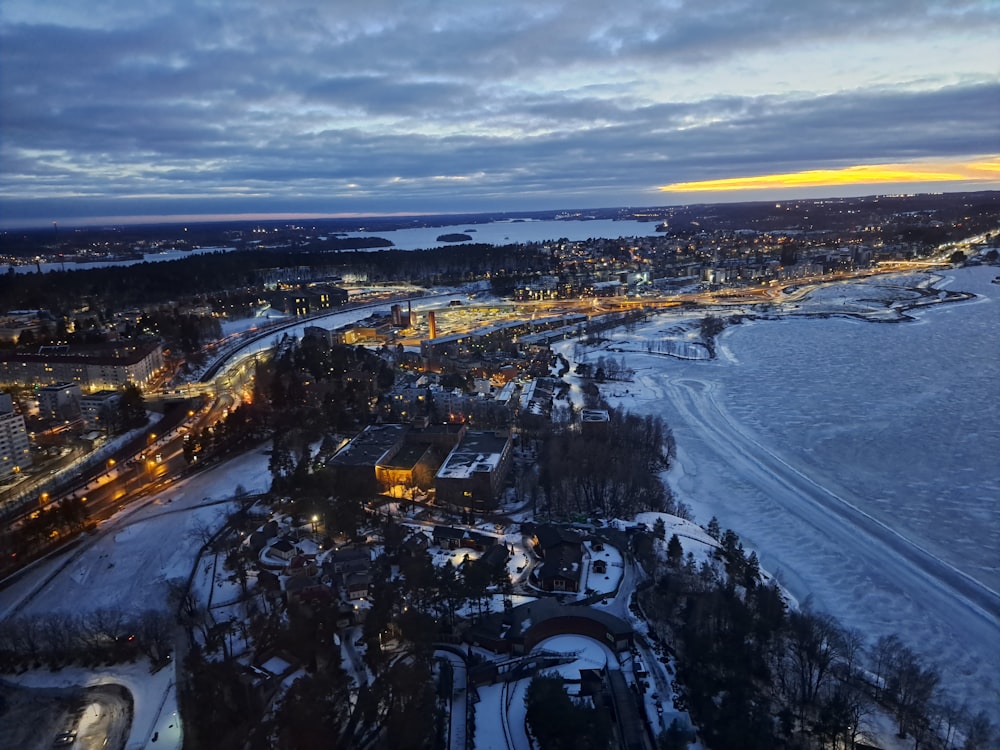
[659,157,1000,193]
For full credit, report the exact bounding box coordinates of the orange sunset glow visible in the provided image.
[659,158,1000,193]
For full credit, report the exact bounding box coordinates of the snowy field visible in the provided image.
[2,446,273,620]
[2,446,274,750]
[581,540,624,596]
[557,266,1000,718]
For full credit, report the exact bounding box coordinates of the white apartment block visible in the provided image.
[0,393,32,479]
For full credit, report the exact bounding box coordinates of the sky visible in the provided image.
[1,0,998,227]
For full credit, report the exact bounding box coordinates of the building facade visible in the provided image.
[37,382,83,421]
[0,342,163,391]
[80,390,123,432]
[0,393,32,479]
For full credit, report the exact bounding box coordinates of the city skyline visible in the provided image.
[2,0,998,227]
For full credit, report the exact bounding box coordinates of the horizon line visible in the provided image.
[2,186,999,232]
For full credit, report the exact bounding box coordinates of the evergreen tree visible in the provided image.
[666,534,684,567]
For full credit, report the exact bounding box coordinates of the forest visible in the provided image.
[635,522,995,750]
[0,242,552,315]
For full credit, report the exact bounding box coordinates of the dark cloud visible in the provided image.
[1,0,998,223]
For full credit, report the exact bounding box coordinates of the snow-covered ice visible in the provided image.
[557,266,1000,717]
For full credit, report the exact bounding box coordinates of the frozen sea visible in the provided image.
[575,265,1000,718]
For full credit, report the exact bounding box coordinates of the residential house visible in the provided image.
[531,524,585,593]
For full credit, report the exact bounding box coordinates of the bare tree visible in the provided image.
[136,609,173,663]
[90,607,126,645]
[780,609,845,732]
[961,710,997,750]
[885,645,940,740]
[869,633,903,700]
[834,626,866,682]
[39,613,74,664]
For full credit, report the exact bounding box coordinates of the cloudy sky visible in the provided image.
[1,0,998,226]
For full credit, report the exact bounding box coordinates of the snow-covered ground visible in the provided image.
[581,540,624,596]
[2,446,273,620]
[219,308,289,336]
[474,679,532,750]
[532,634,615,681]
[5,659,182,750]
[1,446,273,750]
[556,266,1000,717]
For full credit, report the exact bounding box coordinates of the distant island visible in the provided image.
[437,233,473,242]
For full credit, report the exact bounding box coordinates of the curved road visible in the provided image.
[74,684,133,750]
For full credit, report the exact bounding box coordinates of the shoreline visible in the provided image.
[559,265,1000,719]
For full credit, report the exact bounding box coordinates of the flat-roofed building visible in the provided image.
[0,342,163,390]
[80,389,122,432]
[328,424,407,497]
[435,430,513,510]
[375,441,437,491]
[37,382,82,421]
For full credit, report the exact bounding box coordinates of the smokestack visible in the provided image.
[428,310,437,340]
[407,300,413,328]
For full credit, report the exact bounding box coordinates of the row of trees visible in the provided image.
[637,525,996,749]
[134,308,224,354]
[0,608,173,672]
[0,240,551,317]
[182,400,268,466]
[574,354,635,382]
[1,495,89,561]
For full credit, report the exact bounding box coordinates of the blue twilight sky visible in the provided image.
[1,0,998,227]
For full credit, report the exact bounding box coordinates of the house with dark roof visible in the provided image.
[480,543,511,574]
[432,525,467,550]
[536,543,583,592]
[401,531,431,558]
[344,571,371,600]
[269,538,296,561]
[531,524,585,593]
[324,547,371,576]
[432,525,498,552]
[285,574,327,605]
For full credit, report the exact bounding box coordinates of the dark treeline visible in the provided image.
[0,242,552,314]
[636,524,997,750]
[0,608,173,671]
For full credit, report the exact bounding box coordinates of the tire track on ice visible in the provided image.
[666,375,1000,625]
